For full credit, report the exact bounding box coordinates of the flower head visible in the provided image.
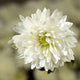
[10,8,77,71]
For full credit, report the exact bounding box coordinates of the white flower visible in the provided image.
[9,8,77,71]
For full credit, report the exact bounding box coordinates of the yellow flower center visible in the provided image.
[38,32,49,47]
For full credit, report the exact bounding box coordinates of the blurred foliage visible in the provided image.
[0,0,80,80]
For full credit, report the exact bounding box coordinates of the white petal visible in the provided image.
[40,59,45,67]
[19,15,25,21]
[60,22,73,31]
[51,9,62,19]
[62,49,68,56]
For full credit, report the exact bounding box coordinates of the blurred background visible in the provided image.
[0,0,80,80]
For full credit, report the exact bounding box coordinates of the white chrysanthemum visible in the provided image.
[10,8,77,71]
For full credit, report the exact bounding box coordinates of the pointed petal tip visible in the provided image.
[19,15,25,21]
